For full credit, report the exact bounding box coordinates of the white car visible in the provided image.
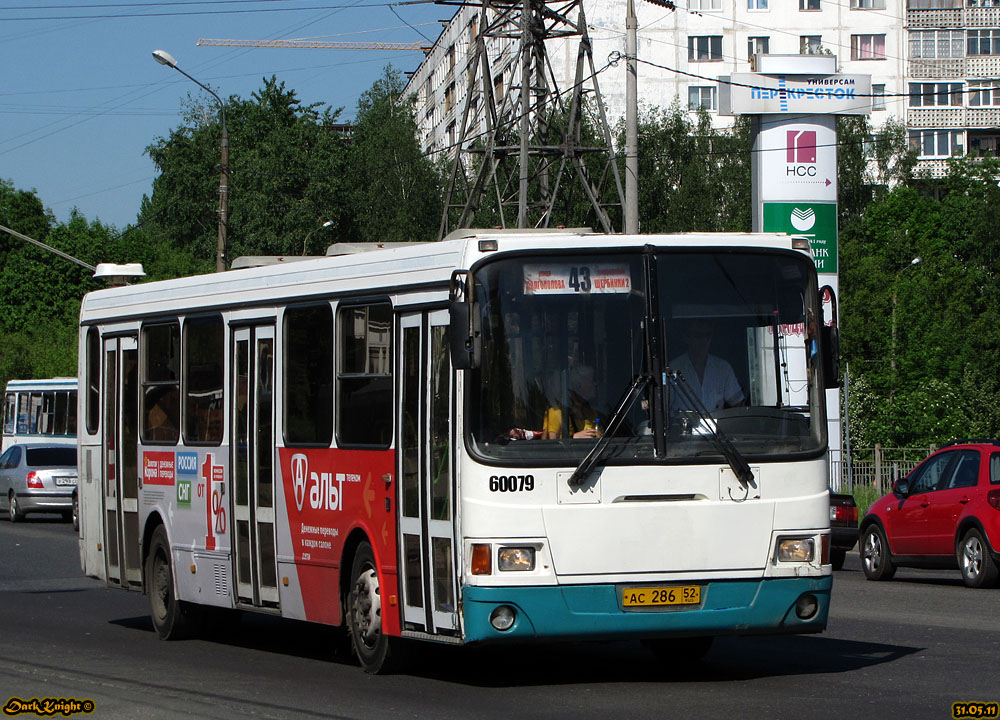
[0,443,78,522]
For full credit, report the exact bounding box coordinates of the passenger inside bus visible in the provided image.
[509,364,606,440]
[144,386,179,442]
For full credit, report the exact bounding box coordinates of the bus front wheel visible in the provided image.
[347,541,404,674]
[147,526,200,640]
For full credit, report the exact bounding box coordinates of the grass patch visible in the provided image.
[851,484,886,519]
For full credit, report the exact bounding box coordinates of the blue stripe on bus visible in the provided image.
[460,576,831,643]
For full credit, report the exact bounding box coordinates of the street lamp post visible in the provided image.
[624,0,639,234]
[302,220,334,256]
[153,49,229,273]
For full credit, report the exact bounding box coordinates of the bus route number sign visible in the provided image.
[523,264,631,296]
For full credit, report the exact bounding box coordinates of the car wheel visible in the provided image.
[347,540,404,674]
[8,492,24,523]
[957,528,999,589]
[71,492,79,531]
[831,549,846,571]
[860,524,896,581]
[146,526,201,639]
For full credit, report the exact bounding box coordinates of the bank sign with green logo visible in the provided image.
[762,201,838,274]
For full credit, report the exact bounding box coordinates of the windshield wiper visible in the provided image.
[666,368,756,490]
[568,372,650,487]
[569,246,665,487]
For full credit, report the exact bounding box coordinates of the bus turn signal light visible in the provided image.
[471,543,492,575]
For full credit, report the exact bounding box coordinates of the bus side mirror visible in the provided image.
[449,300,481,370]
[822,324,840,389]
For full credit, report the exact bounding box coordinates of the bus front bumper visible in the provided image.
[461,576,831,643]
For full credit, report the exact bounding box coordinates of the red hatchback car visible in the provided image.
[860,440,1000,588]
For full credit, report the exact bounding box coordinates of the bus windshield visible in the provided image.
[468,249,826,464]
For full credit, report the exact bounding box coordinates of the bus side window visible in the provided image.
[141,322,180,445]
[183,315,224,445]
[86,327,100,434]
[284,304,334,446]
[337,302,392,447]
[3,393,14,435]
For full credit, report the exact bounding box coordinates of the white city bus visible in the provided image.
[3,377,78,451]
[78,229,838,673]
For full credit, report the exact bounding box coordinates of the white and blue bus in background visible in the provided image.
[78,229,839,673]
[3,377,78,451]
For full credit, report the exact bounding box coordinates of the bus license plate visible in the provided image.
[622,585,701,609]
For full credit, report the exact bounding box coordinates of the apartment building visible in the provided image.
[404,0,1000,177]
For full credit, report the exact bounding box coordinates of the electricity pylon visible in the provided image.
[438,0,625,238]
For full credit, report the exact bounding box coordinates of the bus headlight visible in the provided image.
[497,546,535,571]
[776,537,815,563]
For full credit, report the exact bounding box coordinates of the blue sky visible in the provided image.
[0,1,448,230]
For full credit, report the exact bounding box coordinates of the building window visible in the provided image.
[688,36,723,61]
[688,86,718,110]
[969,133,1000,154]
[968,29,1000,56]
[908,0,961,7]
[800,36,823,54]
[966,0,1000,7]
[909,129,964,157]
[909,82,963,107]
[800,0,821,8]
[969,79,1000,106]
[852,0,886,7]
[691,0,722,8]
[748,36,770,61]
[748,0,768,8]
[910,30,965,58]
[444,83,455,113]
[852,34,886,60]
[872,83,886,110]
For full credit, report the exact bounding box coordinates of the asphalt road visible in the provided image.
[1,516,997,720]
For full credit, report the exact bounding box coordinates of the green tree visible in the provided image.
[837,115,914,239]
[631,104,751,233]
[351,68,442,243]
[840,158,1000,446]
[141,77,355,263]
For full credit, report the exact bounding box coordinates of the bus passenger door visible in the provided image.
[231,325,280,608]
[103,335,142,588]
[398,311,458,635]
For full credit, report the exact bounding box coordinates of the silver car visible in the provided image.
[0,443,78,522]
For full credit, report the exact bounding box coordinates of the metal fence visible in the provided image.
[831,445,935,495]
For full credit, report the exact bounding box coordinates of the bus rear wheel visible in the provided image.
[347,541,403,674]
[146,526,200,640]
